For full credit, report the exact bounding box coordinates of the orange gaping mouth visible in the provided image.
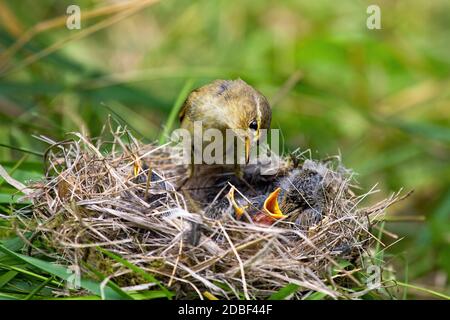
[263,188,286,219]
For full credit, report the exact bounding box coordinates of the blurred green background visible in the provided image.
[0,0,449,298]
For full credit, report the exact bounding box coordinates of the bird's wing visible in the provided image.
[179,86,204,124]
[178,99,189,124]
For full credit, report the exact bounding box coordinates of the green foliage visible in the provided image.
[0,237,170,300]
[97,247,174,299]
[0,238,124,299]
[268,283,301,300]
[0,0,448,299]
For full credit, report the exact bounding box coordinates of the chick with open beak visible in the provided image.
[189,163,327,245]
[179,79,271,176]
[225,187,287,226]
[226,164,327,228]
[262,166,326,228]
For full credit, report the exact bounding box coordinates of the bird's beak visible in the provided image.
[245,136,250,164]
[263,188,286,219]
[133,160,142,177]
[227,188,245,219]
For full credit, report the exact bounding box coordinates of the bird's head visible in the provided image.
[239,92,271,164]
[187,79,272,164]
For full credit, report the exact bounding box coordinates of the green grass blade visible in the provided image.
[48,295,101,300]
[129,290,170,300]
[374,221,385,266]
[0,244,122,299]
[97,247,173,299]
[0,263,58,285]
[0,155,28,190]
[0,236,25,252]
[159,79,194,144]
[305,291,328,300]
[0,292,21,300]
[268,283,300,300]
[24,276,54,300]
[396,281,450,300]
[0,193,31,204]
[82,261,135,300]
[0,270,18,288]
[402,256,409,300]
[0,143,43,157]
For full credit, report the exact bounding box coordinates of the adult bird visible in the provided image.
[178,79,272,178]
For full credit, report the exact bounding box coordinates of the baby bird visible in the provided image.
[179,79,272,175]
[204,187,286,226]
[189,165,327,245]
[265,166,326,228]
[226,163,327,228]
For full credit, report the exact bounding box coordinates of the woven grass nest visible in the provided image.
[13,123,405,300]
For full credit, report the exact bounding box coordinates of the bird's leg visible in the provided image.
[233,163,257,193]
[233,162,243,179]
[231,141,256,192]
[189,155,196,178]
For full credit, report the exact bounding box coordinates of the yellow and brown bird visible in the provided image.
[179,79,272,173]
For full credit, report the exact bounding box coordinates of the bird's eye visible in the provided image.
[249,120,258,131]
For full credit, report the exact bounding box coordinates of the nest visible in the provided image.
[12,123,404,299]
